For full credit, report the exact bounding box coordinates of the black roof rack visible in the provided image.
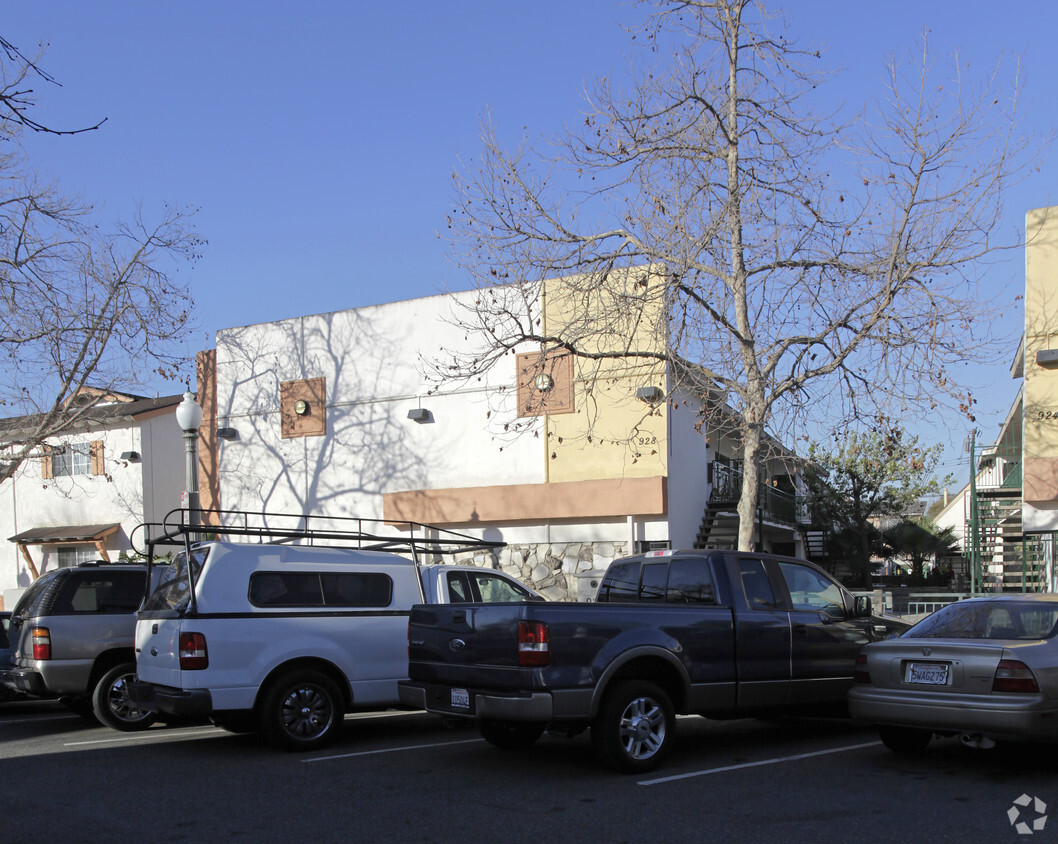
[132,508,506,614]
[132,507,505,562]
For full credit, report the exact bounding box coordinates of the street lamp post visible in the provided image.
[966,429,981,595]
[176,391,203,528]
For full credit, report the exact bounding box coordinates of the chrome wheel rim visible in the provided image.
[108,673,152,724]
[279,684,334,740]
[618,695,666,760]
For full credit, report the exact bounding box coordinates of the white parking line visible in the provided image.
[638,740,882,786]
[344,710,425,721]
[303,737,482,763]
[64,726,221,747]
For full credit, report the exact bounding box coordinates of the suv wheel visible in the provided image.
[92,663,157,732]
[259,669,342,751]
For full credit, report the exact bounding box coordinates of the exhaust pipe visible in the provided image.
[960,733,996,750]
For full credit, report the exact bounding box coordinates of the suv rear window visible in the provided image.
[10,569,65,618]
[52,571,145,614]
[248,572,393,608]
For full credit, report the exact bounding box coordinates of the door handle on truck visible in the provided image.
[452,610,466,624]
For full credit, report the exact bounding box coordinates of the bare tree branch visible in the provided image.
[435,0,1040,550]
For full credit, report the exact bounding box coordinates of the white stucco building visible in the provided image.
[0,391,187,606]
[194,279,806,599]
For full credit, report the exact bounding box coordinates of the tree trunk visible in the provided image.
[737,426,761,551]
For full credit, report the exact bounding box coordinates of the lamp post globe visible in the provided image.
[176,391,204,432]
[176,391,202,526]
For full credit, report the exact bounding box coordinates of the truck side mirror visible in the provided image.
[853,595,873,618]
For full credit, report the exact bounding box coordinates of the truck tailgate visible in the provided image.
[406,603,534,685]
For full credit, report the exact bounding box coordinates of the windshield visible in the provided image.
[142,547,208,612]
[906,600,1058,640]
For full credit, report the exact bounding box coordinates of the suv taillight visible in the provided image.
[517,620,550,667]
[31,627,51,660]
[179,632,208,670]
[993,659,1039,693]
[853,653,870,684]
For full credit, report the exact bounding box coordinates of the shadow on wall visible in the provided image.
[213,307,465,518]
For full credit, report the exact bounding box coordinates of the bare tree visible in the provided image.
[434,0,1034,550]
[0,39,201,483]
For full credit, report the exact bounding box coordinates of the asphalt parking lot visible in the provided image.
[1,699,1053,843]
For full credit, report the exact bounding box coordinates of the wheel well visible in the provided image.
[604,657,686,712]
[254,658,352,713]
[88,649,136,693]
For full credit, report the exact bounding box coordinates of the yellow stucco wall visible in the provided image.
[1023,207,1058,512]
[541,269,669,483]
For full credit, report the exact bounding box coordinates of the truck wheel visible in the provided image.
[91,663,157,732]
[878,725,932,755]
[592,680,674,774]
[479,720,545,750]
[259,670,342,751]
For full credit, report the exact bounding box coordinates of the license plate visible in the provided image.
[906,662,949,685]
[450,687,470,709]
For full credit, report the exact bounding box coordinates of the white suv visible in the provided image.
[129,511,539,750]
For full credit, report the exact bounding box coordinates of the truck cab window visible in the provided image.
[597,561,642,603]
[639,564,668,602]
[666,559,716,604]
[737,559,777,609]
[778,562,844,615]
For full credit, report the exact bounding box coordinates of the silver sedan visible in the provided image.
[848,593,1058,754]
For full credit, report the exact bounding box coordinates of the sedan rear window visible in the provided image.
[907,601,1058,640]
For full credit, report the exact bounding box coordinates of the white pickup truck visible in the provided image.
[128,510,539,750]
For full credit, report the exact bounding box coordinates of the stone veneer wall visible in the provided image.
[448,541,629,601]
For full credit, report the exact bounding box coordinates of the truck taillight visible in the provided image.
[31,627,51,660]
[179,632,208,670]
[853,653,870,684]
[993,659,1039,693]
[518,620,550,667]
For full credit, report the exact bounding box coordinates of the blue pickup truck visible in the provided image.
[399,549,907,772]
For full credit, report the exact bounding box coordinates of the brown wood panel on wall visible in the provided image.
[197,349,219,521]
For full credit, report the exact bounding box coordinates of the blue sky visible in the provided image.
[6,1,1058,477]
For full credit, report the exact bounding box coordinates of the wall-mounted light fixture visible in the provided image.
[534,372,554,391]
[118,451,141,462]
[1037,349,1058,369]
[217,427,238,440]
[636,386,664,404]
[407,408,431,423]
[293,399,310,416]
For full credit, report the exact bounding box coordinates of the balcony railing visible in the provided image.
[710,462,803,525]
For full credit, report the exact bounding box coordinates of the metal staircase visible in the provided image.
[968,489,1046,591]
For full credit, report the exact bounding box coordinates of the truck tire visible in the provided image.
[479,719,545,750]
[878,725,932,755]
[259,669,342,751]
[591,680,674,774]
[91,663,157,732]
